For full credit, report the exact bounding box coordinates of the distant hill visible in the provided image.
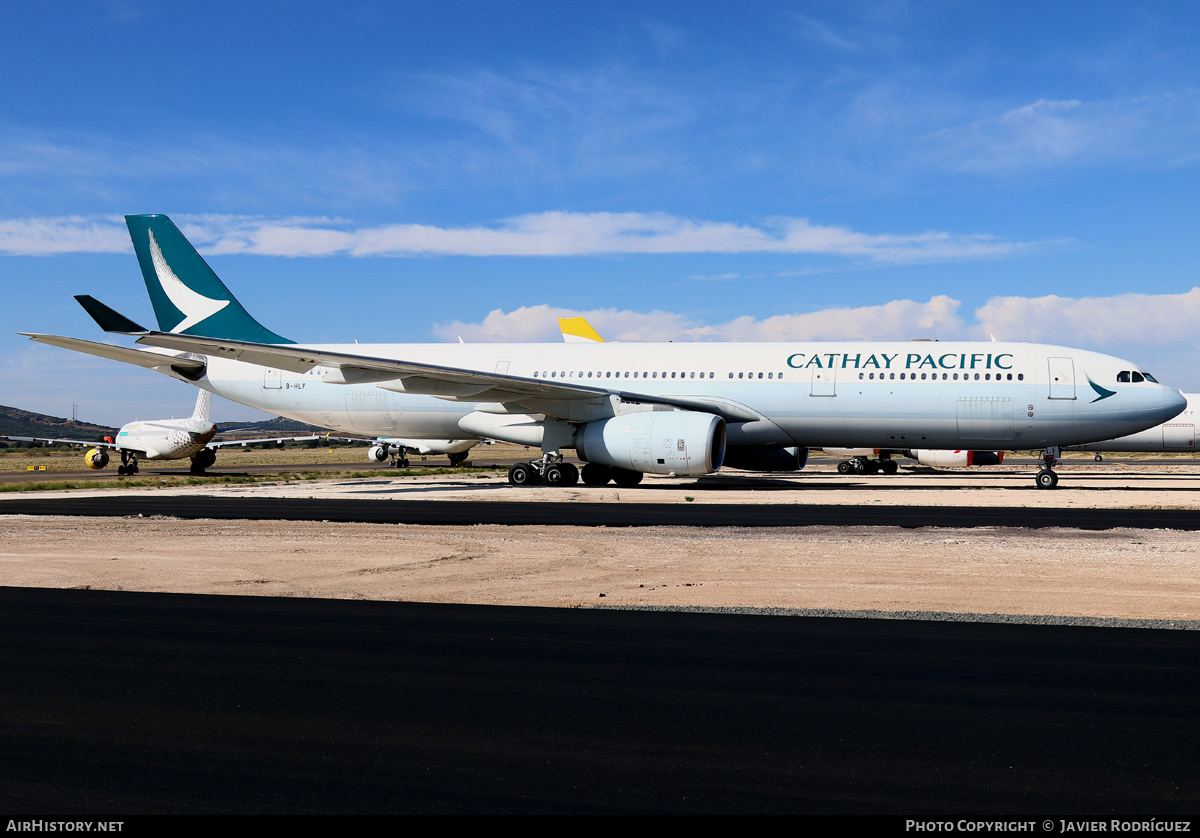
[214,416,331,434]
[0,405,118,441]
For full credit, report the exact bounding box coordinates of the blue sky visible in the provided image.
[4,1,1200,423]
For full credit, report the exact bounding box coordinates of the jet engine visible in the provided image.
[575,410,726,475]
[84,448,109,469]
[723,446,808,472]
[914,449,1004,468]
[367,444,388,463]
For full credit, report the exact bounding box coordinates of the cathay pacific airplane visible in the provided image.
[20,214,1187,489]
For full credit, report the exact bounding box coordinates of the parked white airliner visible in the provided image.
[20,214,1186,489]
[2,389,324,474]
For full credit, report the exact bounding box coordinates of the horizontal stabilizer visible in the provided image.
[20,333,206,374]
[75,295,148,334]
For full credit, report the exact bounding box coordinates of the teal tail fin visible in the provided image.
[124,214,293,344]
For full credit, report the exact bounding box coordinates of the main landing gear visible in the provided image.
[116,449,140,476]
[1036,447,1061,489]
[507,453,580,487]
[507,457,646,488]
[189,448,217,475]
[836,456,899,476]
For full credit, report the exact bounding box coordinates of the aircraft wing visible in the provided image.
[206,434,323,449]
[131,332,762,422]
[1,435,151,455]
[18,333,207,375]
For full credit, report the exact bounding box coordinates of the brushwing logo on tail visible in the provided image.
[148,229,229,333]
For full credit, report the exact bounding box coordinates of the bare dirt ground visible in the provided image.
[3,457,1199,623]
[2,513,1197,622]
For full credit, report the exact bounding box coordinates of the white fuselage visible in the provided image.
[188,340,1184,453]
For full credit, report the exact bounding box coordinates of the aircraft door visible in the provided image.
[263,368,282,389]
[810,366,836,397]
[1047,357,1076,400]
[1163,424,1196,450]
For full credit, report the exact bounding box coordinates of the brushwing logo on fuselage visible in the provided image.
[1087,375,1117,403]
[148,229,229,333]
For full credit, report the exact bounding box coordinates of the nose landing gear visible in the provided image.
[1036,447,1061,489]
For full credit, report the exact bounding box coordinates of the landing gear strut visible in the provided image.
[117,449,139,476]
[1036,447,1061,489]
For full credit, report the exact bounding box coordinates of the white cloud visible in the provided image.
[0,211,1046,264]
[974,287,1200,347]
[0,216,129,255]
[435,296,966,344]
[928,93,1200,172]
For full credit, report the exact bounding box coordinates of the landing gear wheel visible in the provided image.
[612,469,644,487]
[581,463,612,486]
[508,463,535,486]
[1036,469,1059,489]
[837,461,852,475]
[560,462,579,485]
[117,465,128,476]
[1094,453,1103,463]
[881,460,898,475]
[544,463,579,486]
[865,460,881,475]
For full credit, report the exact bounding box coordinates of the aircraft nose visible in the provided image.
[1157,387,1187,423]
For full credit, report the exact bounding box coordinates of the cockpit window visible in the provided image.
[1143,372,1159,383]
[1117,371,1131,383]
[1131,371,1145,383]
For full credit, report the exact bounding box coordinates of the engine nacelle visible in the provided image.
[914,449,1004,468]
[84,448,109,470]
[575,411,726,475]
[723,446,808,472]
[367,444,389,463]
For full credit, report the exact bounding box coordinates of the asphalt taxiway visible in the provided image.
[3,585,1198,815]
